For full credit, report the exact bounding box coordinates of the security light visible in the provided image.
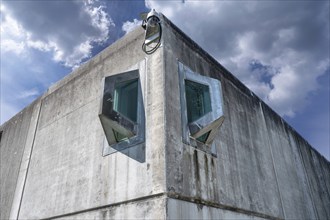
[141,9,162,54]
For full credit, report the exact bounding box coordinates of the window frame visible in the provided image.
[99,69,145,156]
[178,62,224,155]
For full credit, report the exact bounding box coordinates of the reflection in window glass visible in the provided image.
[113,130,128,142]
[196,131,210,143]
[185,80,212,123]
[113,79,138,122]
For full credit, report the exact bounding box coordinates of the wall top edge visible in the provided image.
[1,26,145,128]
[161,14,329,163]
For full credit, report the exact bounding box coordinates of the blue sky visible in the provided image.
[1,0,329,160]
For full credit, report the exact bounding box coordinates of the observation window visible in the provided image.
[178,62,224,154]
[99,69,145,156]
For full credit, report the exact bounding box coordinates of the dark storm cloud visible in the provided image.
[186,1,328,62]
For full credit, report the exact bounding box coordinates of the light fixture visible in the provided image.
[141,9,162,54]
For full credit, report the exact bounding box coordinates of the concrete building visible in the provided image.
[1,15,329,219]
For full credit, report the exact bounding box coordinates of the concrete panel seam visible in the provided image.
[259,102,286,219]
[0,105,33,218]
[40,193,166,220]
[294,133,320,219]
[15,100,43,219]
[7,109,33,218]
[166,192,282,220]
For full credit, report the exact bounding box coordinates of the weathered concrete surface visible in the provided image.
[162,15,330,219]
[53,195,165,219]
[167,198,265,219]
[296,136,330,219]
[261,106,318,219]
[0,99,41,220]
[0,14,329,219]
[9,100,42,219]
[1,27,166,219]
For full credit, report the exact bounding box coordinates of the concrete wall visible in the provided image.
[166,198,265,220]
[1,15,329,219]
[53,195,166,219]
[1,27,166,219]
[0,100,41,220]
[162,16,330,219]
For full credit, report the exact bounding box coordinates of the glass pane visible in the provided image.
[113,79,138,122]
[196,131,210,143]
[185,80,212,123]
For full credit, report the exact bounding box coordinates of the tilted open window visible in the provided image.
[99,69,145,156]
[178,62,224,154]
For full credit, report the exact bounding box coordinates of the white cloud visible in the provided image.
[0,10,24,38]
[1,39,25,55]
[1,7,27,55]
[16,88,40,99]
[122,19,142,35]
[1,1,114,68]
[26,39,52,52]
[146,1,330,117]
